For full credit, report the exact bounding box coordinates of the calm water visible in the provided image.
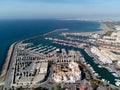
[25,31,117,85]
[0,19,117,85]
[0,19,99,71]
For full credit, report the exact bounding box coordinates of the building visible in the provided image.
[117,61,120,66]
[79,86,87,90]
[114,25,120,31]
[91,46,113,64]
[53,62,81,83]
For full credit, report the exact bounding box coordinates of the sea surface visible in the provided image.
[1,19,118,85]
[0,19,99,72]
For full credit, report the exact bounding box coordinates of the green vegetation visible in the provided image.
[48,61,53,67]
[104,31,114,36]
[77,61,119,90]
[111,51,120,55]
[111,88,119,90]
[51,85,62,90]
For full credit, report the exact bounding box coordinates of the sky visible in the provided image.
[0,0,120,19]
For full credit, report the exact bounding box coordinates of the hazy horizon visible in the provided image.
[0,0,120,20]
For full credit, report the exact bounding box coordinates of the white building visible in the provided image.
[114,25,120,31]
[117,61,120,66]
[111,31,120,38]
[91,33,100,39]
[91,46,113,64]
[53,62,81,83]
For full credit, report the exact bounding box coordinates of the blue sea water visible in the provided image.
[1,19,118,85]
[0,19,100,71]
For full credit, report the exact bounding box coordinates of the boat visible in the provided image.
[95,73,98,76]
[112,73,119,77]
[98,65,102,68]
[102,79,105,82]
[115,81,120,86]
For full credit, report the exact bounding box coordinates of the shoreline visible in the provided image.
[0,28,68,83]
[1,22,119,89]
[0,42,16,82]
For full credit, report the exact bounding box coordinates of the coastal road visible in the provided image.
[3,44,18,90]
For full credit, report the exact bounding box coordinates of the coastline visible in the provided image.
[0,21,119,89]
[99,22,116,32]
[99,23,110,31]
[0,42,16,82]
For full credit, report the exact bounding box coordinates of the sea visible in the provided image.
[0,19,117,85]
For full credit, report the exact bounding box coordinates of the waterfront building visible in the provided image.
[114,25,120,31]
[53,62,81,83]
[117,61,120,66]
[101,50,119,61]
[91,46,113,64]
[91,33,101,39]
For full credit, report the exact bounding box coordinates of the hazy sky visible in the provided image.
[0,0,120,19]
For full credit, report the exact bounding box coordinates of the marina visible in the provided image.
[38,38,118,86]
[3,42,91,88]
[0,20,120,89]
[43,31,120,87]
[27,44,57,54]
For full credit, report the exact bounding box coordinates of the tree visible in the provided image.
[52,85,61,90]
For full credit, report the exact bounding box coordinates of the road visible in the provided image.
[3,43,18,90]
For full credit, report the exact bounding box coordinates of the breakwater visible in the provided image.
[0,28,69,82]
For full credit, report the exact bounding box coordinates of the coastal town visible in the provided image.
[1,0,120,89]
[0,22,120,90]
[2,42,118,90]
[45,22,120,88]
